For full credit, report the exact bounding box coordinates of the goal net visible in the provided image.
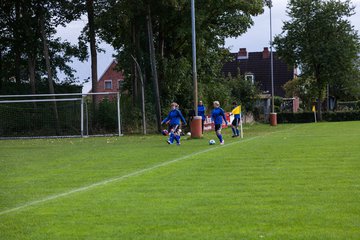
[0,93,122,139]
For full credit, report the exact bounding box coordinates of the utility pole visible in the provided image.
[190,0,202,138]
[191,0,198,116]
[267,0,277,126]
[270,1,275,114]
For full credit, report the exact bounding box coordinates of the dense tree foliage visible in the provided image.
[283,76,319,111]
[1,0,266,132]
[0,0,87,94]
[96,0,264,128]
[274,0,360,117]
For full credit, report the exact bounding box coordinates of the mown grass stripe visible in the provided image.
[0,126,297,216]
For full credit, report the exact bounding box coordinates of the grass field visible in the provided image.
[0,122,359,239]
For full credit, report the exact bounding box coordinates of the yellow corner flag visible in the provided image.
[232,105,241,115]
[312,105,316,112]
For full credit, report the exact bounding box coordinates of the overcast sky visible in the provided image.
[56,0,360,93]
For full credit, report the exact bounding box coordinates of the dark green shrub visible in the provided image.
[277,111,360,123]
[323,111,360,122]
[277,112,315,123]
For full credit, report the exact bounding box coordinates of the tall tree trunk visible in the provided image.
[40,14,61,135]
[0,49,4,94]
[159,21,165,59]
[27,55,37,115]
[131,23,138,106]
[315,68,323,121]
[0,50,3,91]
[14,0,21,84]
[158,20,165,101]
[27,56,36,94]
[317,90,323,121]
[86,0,98,127]
[146,5,162,132]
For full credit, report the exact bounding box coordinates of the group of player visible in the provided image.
[161,100,241,145]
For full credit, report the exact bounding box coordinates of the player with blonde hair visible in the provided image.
[211,101,228,145]
[161,102,187,145]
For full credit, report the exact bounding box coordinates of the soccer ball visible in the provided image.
[162,129,169,136]
[187,132,191,136]
[209,139,216,145]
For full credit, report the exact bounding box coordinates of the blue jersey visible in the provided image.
[162,109,187,126]
[211,107,227,125]
[198,105,206,120]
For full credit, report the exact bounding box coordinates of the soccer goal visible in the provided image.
[0,92,122,139]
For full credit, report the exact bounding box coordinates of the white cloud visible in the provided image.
[225,0,360,52]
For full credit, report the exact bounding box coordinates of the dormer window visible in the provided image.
[245,73,254,84]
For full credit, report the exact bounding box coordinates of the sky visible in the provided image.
[56,0,360,93]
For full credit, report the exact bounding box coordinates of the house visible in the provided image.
[95,60,124,94]
[222,47,296,97]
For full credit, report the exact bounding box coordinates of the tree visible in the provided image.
[146,5,162,132]
[0,0,86,95]
[274,0,360,119]
[227,74,262,113]
[283,76,318,111]
[97,0,265,130]
[85,0,98,107]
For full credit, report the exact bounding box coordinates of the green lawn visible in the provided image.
[0,122,359,239]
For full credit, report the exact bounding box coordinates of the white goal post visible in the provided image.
[0,92,122,139]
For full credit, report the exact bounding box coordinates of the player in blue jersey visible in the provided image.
[161,102,187,145]
[197,100,206,133]
[211,101,228,145]
[231,101,241,137]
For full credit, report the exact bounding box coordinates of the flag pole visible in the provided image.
[312,105,317,123]
[240,112,244,138]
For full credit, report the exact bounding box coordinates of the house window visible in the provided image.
[104,80,112,90]
[245,74,254,84]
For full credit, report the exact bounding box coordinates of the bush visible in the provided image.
[277,111,360,123]
[323,111,360,122]
[277,112,315,123]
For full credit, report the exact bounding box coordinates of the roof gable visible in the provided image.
[98,60,124,82]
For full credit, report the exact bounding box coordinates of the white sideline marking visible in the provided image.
[0,127,296,216]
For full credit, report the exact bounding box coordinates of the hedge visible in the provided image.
[322,111,360,122]
[277,111,360,123]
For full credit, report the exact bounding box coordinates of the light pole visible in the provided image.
[191,0,198,116]
[270,1,274,113]
[190,0,202,137]
[267,0,277,126]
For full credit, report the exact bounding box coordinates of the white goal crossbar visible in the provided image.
[0,98,82,104]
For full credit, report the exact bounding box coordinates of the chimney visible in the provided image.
[262,47,270,59]
[237,48,248,60]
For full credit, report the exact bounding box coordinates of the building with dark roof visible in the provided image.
[222,47,296,97]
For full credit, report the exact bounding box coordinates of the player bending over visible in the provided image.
[231,101,241,137]
[161,102,187,145]
[211,101,228,145]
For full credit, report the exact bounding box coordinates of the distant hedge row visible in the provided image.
[277,111,360,123]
